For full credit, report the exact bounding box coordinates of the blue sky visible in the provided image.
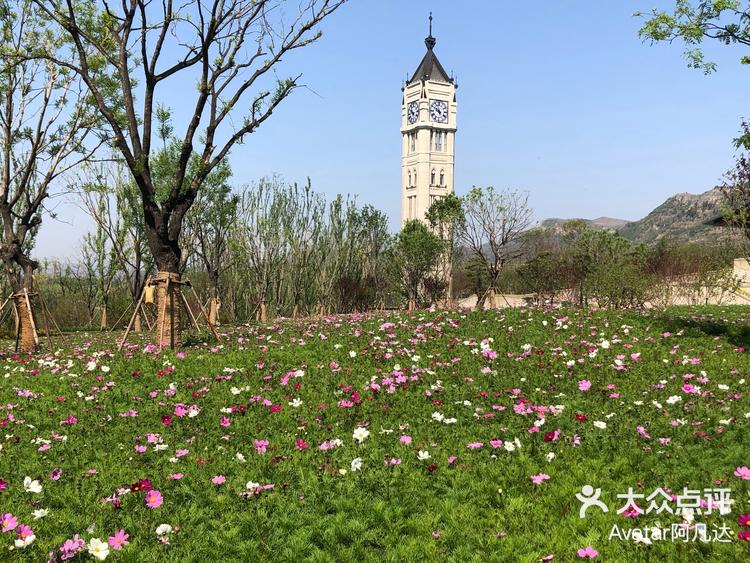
[37,0,749,258]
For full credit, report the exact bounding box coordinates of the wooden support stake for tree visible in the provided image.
[189,285,221,343]
[179,291,202,332]
[12,300,20,353]
[33,276,65,342]
[158,276,169,352]
[108,301,132,334]
[118,276,150,351]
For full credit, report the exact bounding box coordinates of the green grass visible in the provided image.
[0,306,749,561]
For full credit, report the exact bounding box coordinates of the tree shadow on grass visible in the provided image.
[654,308,750,348]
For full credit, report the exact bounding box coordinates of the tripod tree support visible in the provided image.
[118,274,221,351]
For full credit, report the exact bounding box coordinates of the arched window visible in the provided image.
[413,169,417,185]
[430,169,436,185]
[439,170,445,186]
[407,171,411,187]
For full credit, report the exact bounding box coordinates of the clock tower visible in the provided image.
[401,15,457,225]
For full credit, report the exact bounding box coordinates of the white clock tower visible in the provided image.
[401,15,457,225]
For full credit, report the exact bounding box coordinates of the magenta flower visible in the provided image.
[735,466,750,480]
[211,475,226,485]
[578,380,592,391]
[1,513,17,532]
[145,489,163,509]
[577,546,598,558]
[108,529,129,550]
[254,439,269,454]
[0,479,7,491]
[220,416,231,427]
[531,473,550,485]
[59,534,85,559]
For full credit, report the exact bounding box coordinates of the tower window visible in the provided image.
[413,169,417,185]
[430,169,436,186]
[434,131,443,151]
[440,170,445,186]
[410,132,416,152]
[407,170,411,187]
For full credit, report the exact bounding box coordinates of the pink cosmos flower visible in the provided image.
[531,473,550,485]
[682,383,699,394]
[169,473,183,480]
[578,380,591,391]
[1,513,17,532]
[16,524,33,541]
[175,449,189,457]
[466,442,484,449]
[254,439,269,454]
[400,435,412,445]
[577,546,598,558]
[134,445,147,453]
[60,534,85,559]
[145,489,163,509]
[447,456,457,464]
[108,529,129,550]
[220,416,231,427]
[295,438,309,451]
[735,466,750,480]
[490,439,504,449]
[212,475,226,485]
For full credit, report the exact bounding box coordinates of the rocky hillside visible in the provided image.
[617,188,726,244]
[541,188,731,245]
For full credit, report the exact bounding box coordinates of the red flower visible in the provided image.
[269,404,282,413]
[543,430,560,442]
[739,514,750,527]
[161,415,173,425]
[575,413,588,422]
[739,530,750,542]
[426,464,437,473]
[130,479,153,493]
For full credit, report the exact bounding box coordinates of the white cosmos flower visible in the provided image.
[155,524,173,536]
[235,452,247,463]
[443,418,457,424]
[352,427,370,443]
[100,365,110,373]
[86,361,97,371]
[431,412,445,422]
[289,398,303,408]
[88,538,109,560]
[717,384,729,391]
[349,351,357,358]
[32,509,48,520]
[593,421,607,429]
[14,533,35,548]
[23,476,42,493]
[546,452,555,462]
[417,450,431,460]
[351,458,363,472]
[600,340,610,349]
[246,481,260,490]
[503,441,516,452]
[666,395,682,404]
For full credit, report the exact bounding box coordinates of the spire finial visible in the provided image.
[425,12,436,50]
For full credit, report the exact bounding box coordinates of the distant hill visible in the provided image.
[539,216,628,230]
[540,188,732,245]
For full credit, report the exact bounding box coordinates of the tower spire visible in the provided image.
[425,12,436,50]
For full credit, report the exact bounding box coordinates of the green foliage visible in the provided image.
[637,0,750,73]
[392,220,445,305]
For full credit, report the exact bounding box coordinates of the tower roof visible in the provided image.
[408,14,452,85]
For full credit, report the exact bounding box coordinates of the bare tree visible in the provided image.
[77,162,153,331]
[0,0,104,352]
[456,187,533,310]
[34,0,347,346]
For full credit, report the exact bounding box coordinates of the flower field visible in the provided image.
[1,306,749,561]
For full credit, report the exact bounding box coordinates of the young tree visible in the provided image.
[392,220,443,311]
[78,162,153,331]
[456,187,533,310]
[34,0,347,346]
[426,193,463,306]
[1,0,103,352]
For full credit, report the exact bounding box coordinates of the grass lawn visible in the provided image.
[0,306,749,561]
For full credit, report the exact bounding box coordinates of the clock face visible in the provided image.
[429,99,448,123]
[407,101,419,124]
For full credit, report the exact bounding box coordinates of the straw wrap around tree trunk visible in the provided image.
[152,272,183,349]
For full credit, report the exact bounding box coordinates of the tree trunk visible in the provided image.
[208,297,219,326]
[153,272,182,349]
[100,303,108,331]
[292,303,299,319]
[134,310,142,333]
[14,293,37,353]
